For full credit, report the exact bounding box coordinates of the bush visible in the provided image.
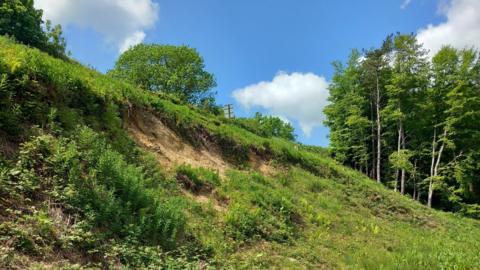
[224,204,267,241]
[309,180,325,193]
[231,112,296,141]
[0,74,22,136]
[459,203,480,219]
[9,128,186,248]
[176,164,221,193]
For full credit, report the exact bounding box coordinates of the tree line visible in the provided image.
[325,33,480,215]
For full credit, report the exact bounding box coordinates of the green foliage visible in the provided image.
[222,171,298,243]
[198,96,223,116]
[8,129,186,249]
[109,43,216,104]
[224,204,269,241]
[232,112,296,141]
[389,149,414,172]
[324,49,371,167]
[176,164,221,193]
[0,73,22,136]
[325,33,480,212]
[0,0,66,58]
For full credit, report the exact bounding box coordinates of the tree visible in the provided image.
[109,44,216,104]
[361,37,393,183]
[0,0,66,57]
[443,48,480,208]
[424,46,459,207]
[325,33,480,214]
[234,112,296,141]
[325,49,371,172]
[254,113,296,141]
[384,34,429,194]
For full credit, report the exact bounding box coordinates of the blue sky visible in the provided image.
[35,0,480,146]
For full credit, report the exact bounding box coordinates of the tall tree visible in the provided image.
[384,34,429,195]
[443,48,480,207]
[361,36,393,183]
[109,44,216,105]
[425,46,459,207]
[325,49,370,171]
[325,33,480,214]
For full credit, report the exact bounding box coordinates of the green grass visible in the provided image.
[1,36,480,269]
[201,167,480,269]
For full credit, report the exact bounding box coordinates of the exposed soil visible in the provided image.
[125,107,274,212]
[125,108,231,175]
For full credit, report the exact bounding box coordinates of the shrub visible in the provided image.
[9,128,186,249]
[309,180,325,193]
[0,74,22,136]
[459,203,480,219]
[224,203,293,243]
[176,164,221,193]
[224,204,266,241]
[231,112,296,141]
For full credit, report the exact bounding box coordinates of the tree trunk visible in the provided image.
[428,129,436,208]
[394,120,402,192]
[394,169,399,192]
[375,71,382,183]
[412,159,417,200]
[428,128,447,208]
[430,128,436,181]
[412,179,416,200]
[370,96,376,180]
[427,177,434,208]
[400,122,406,195]
[365,159,369,177]
[434,129,447,175]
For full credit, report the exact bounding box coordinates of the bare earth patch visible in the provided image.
[126,108,231,175]
[125,108,275,212]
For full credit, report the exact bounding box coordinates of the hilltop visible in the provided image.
[1,37,480,269]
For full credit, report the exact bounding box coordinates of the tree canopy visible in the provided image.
[109,44,216,104]
[0,0,66,58]
[234,112,296,141]
[325,33,480,216]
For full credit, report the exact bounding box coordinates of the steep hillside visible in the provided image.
[1,37,480,269]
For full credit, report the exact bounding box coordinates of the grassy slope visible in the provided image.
[0,37,480,269]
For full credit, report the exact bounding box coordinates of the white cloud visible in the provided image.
[34,0,159,53]
[417,0,480,56]
[119,31,146,54]
[400,0,412,9]
[233,72,329,137]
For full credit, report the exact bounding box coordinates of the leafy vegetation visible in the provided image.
[325,33,480,215]
[176,164,221,193]
[1,34,480,269]
[109,43,216,105]
[0,0,67,58]
[231,112,296,141]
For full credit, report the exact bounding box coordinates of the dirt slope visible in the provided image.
[126,107,275,177]
[126,108,232,175]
